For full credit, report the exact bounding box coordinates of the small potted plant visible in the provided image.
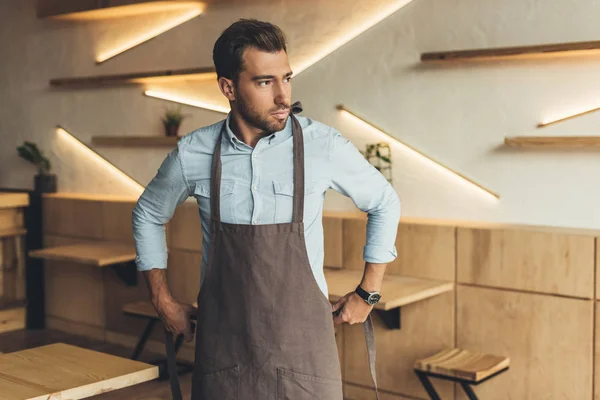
[162,106,187,137]
[17,141,57,193]
[364,142,393,183]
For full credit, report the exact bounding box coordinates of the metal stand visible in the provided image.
[414,367,509,400]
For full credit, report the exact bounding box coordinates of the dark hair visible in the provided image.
[213,19,287,82]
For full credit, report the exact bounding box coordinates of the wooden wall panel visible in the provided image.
[343,219,455,281]
[170,202,202,252]
[457,228,594,298]
[43,235,106,327]
[0,208,24,230]
[43,198,104,239]
[324,215,343,269]
[595,302,600,400]
[343,384,416,400]
[102,200,137,244]
[167,250,202,305]
[344,292,454,399]
[596,238,600,300]
[457,285,593,399]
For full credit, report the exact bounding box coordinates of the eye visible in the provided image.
[258,80,270,87]
[284,76,293,83]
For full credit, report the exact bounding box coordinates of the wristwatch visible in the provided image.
[354,285,381,306]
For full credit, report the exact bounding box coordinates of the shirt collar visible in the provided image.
[224,113,293,150]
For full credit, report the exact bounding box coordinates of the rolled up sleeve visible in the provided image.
[132,145,192,271]
[328,129,401,264]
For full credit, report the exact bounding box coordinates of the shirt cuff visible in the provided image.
[135,254,168,272]
[363,245,398,264]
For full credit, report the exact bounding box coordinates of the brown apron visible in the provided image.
[165,107,380,399]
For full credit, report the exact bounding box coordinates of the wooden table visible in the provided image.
[0,343,158,400]
[28,242,138,286]
[325,269,454,329]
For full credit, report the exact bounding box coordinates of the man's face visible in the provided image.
[232,47,293,133]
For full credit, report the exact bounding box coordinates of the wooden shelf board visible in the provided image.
[0,343,158,399]
[421,40,600,62]
[325,269,453,311]
[92,136,180,147]
[504,136,600,148]
[0,193,29,209]
[39,0,204,20]
[28,242,136,267]
[0,228,27,239]
[50,67,216,87]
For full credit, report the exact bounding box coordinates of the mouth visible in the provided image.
[271,110,290,119]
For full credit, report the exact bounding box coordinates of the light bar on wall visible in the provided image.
[337,105,500,200]
[294,0,413,74]
[96,5,204,64]
[144,90,230,114]
[56,126,145,195]
[538,105,600,128]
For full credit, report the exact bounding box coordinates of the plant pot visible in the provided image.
[165,124,180,137]
[34,173,57,193]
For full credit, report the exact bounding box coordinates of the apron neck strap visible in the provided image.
[210,106,305,224]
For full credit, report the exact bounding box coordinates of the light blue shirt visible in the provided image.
[132,114,401,297]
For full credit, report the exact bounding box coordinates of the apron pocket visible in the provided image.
[198,364,240,400]
[277,367,342,400]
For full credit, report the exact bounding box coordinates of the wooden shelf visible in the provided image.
[38,0,205,20]
[0,343,158,399]
[421,39,600,62]
[28,242,135,267]
[50,67,216,87]
[504,136,600,148]
[0,228,27,239]
[325,269,453,311]
[92,136,179,147]
[0,193,29,209]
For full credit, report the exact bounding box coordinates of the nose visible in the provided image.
[273,81,291,107]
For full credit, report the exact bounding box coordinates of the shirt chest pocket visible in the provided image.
[194,179,236,222]
[273,180,324,223]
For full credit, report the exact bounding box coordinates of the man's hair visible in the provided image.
[213,19,287,83]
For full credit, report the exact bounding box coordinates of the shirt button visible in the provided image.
[253,219,258,224]
[253,153,258,159]
[252,185,257,190]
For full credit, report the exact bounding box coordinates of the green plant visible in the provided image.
[161,106,188,127]
[365,143,392,170]
[17,141,51,174]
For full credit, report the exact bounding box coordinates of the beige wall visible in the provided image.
[2,0,600,229]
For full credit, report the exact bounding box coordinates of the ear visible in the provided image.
[218,77,236,101]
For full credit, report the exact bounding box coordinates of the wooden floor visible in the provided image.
[0,329,193,400]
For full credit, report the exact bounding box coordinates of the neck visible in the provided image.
[229,108,267,148]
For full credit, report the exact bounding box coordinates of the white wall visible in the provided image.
[2,0,600,229]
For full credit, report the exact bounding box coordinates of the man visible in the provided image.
[132,19,400,399]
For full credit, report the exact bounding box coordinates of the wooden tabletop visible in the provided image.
[0,193,29,209]
[28,242,136,267]
[325,269,454,311]
[0,343,158,400]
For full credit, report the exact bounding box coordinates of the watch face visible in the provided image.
[367,293,381,305]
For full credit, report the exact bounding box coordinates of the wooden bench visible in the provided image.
[0,342,157,399]
[123,300,197,379]
[28,241,138,286]
[414,348,510,399]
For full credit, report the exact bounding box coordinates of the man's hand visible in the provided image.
[154,296,198,342]
[332,291,373,326]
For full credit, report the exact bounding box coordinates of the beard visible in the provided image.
[235,93,289,134]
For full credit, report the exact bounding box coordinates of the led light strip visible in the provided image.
[144,90,230,114]
[56,126,145,194]
[538,105,600,128]
[337,105,499,200]
[96,6,204,64]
